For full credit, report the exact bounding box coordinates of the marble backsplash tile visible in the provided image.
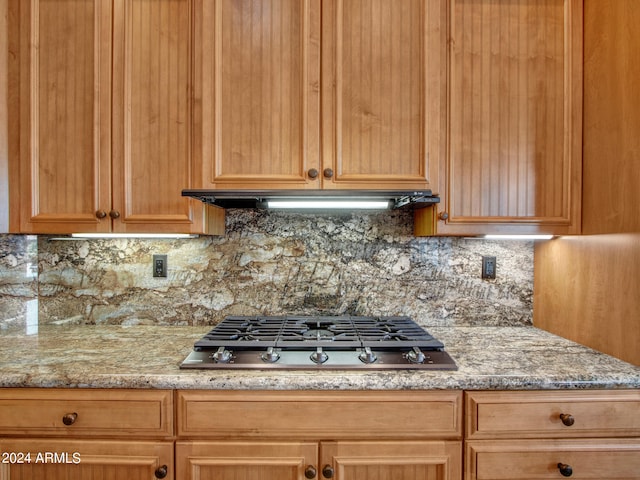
[1,209,533,327]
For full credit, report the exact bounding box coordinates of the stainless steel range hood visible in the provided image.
[182,189,439,210]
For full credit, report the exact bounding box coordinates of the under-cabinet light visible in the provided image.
[484,234,554,240]
[68,233,199,239]
[266,200,391,210]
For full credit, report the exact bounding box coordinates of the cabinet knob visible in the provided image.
[438,211,449,221]
[557,463,573,477]
[559,413,575,426]
[154,465,168,479]
[109,210,121,219]
[323,168,334,178]
[308,168,319,179]
[304,465,317,479]
[62,412,78,426]
[95,210,107,219]
[322,464,334,478]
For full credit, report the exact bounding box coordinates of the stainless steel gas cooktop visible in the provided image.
[180,315,457,370]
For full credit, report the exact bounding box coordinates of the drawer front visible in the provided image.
[466,439,640,479]
[0,389,173,437]
[177,390,463,439]
[466,390,640,439]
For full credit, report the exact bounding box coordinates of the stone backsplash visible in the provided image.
[1,209,533,328]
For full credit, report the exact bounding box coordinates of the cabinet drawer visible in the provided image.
[466,439,640,479]
[177,390,462,439]
[466,390,640,439]
[0,389,173,437]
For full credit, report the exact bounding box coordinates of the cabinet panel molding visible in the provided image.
[13,0,112,234]
[321,441,461,480]
[430,0,582,235]
[0,439,174,480]
[177,390,462,439]
[112,0,209,233]
[0,388,173,438]
[466,439,640,480]
[321,0,445,190]
[466,390,640,440]
[176,441,317,480]
[201,0,321,189]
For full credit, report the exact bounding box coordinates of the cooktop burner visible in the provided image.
[181,315,457,370]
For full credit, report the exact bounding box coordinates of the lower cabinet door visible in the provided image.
[0,438,173,480]
[466,439,640,479]
[176,441,318,480]
[321,441,462,480]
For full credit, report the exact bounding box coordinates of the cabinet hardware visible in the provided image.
[305,465,317,479]
[557,463,573,477]
[95,210,107,219]
[154,465,168,479]
[559,413,575,426]
[323,168,334,179]
[438,212,449,221]
[109,210,121,219]
[308,169,319,179]
[62,412,78,426]
[322,464,334,478]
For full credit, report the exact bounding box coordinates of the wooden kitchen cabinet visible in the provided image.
[177,440,460,480]
[320,0,445,190]
[0,439,173,480]
[176,390,463,480]
[199,0,444,192]
[581,0,640,234]
[416,0,583,236]
[7,0,222,235]
[464,390,640,480]
[0,388,174,480]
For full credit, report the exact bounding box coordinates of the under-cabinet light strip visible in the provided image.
[267,200,391,210]
[484,234,554,240]
[69,233,198,239]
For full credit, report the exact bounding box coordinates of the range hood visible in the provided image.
[182,189,439,210]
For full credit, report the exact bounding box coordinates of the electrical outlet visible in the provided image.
[153,254,167,278]
[482,256,496,279]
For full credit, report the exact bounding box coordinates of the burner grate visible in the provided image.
[194,315,444,351]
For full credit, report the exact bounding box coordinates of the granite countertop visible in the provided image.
[0,324,638,391]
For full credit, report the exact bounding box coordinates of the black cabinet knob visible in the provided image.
[323,168,334,178]
[308,168,319,179]
[322,464,334,478]
[557,463,573,477]
[154,465,168,479]
[62,412,78,426]
[305,465,317,479]
[559,413,575,426]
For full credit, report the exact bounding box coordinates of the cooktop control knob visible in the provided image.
[211,346,232,363]
[310,347,329,364]
[358,347,377,364]
[406,347,426,364]
[261,347,280,363]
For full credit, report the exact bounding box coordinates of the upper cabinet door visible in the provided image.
[111,0,209,233]
[434,0,583,235]
[321,0,446,191]
[10,0,218,235]
[200,0,321,189]
[12,0,112,234]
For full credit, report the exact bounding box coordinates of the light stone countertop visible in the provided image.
[0,324,638,390]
